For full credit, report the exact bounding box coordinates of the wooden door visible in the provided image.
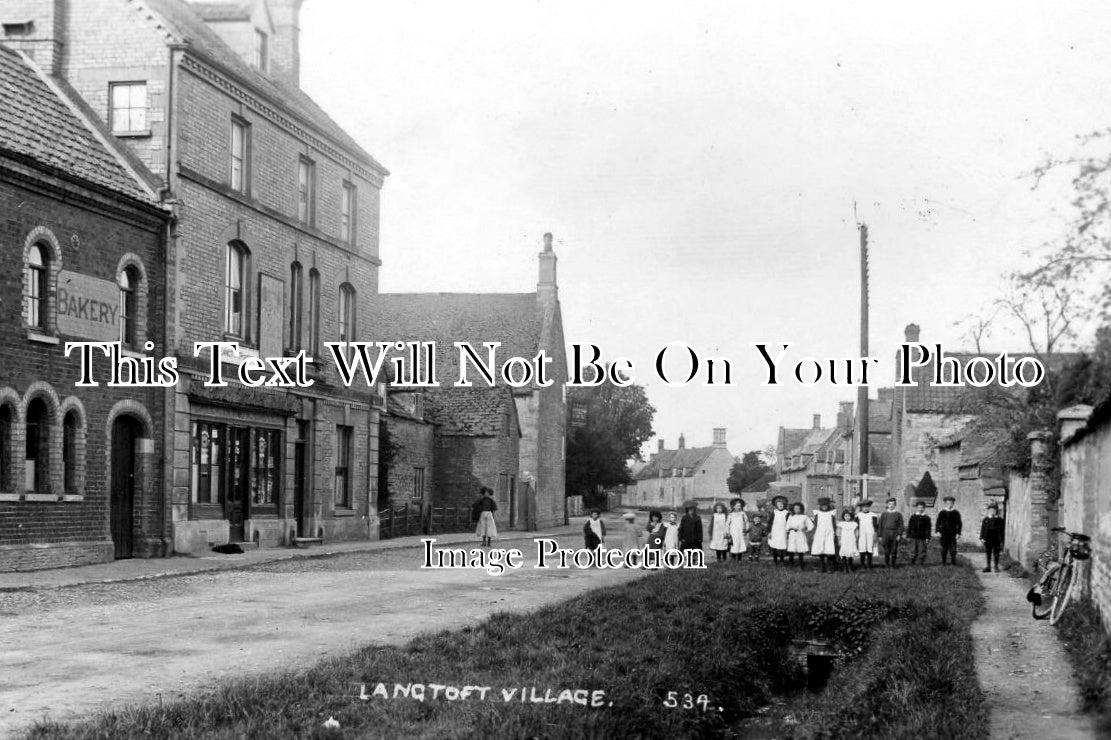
[110,417,139,559]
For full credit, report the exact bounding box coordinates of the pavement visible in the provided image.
[0,522,586,591]
[971,569,1098,740]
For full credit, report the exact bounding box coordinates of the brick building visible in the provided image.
[631,429,735,510]
[0,44,171,571]
[380,387,522,529]
[372,239,568,530]
[4,0,391,553]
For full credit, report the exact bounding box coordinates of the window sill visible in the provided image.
[333,509,355,517]
[0,493,20,502]
[114,129,152,138]
[24,493,59,502]
[27,331,59,345]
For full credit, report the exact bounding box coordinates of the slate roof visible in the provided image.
[369,293,544,389]
[635,447,718,480]
[779,428,810,456]
[0,44,157,204]
[145,0,387,175]
[188,1,252,21]
[426,386,515,437]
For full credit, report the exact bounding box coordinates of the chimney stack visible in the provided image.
[537,232,558,307]
[2,0,64,75]
[712,428,726,447]
[658,439,665,453]
[905,323,921,343]
[678,433,686,449]
[838,402,854,431]
[268,0,305,87]
[812,414,821,430]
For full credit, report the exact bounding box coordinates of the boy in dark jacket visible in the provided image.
[678,502,703,554]
[907,501,932,565]
[935,496,963,565]
[979,503,1005,573]
[877,497,905,568]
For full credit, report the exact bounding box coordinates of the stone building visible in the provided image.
[775,415,846,510]
[371,238,567,530]
[5,0,391,553]
[632,429,735,510]
[0,44,171,571]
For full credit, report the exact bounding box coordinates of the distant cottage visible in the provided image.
[631,429,734,509]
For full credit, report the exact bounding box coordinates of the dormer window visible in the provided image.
[252,29,268,71]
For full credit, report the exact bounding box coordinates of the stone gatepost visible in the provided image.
[1027,431,1054,563]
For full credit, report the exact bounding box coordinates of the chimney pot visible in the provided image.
[543,233,553,252]
[905,323,921,343]
[678,433,686,449]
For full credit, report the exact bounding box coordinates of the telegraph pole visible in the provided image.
[857,222,870,479]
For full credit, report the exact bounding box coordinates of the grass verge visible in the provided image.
[23,561,986,740]
[1055,597,1111,735]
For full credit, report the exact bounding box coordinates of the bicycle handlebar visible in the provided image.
[1051,526,1091,542]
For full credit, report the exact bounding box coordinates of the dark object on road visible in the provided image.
[212,543,244,554]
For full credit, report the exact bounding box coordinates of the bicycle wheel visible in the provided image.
[1031,564,1060,620]
[1049,563,1076,626]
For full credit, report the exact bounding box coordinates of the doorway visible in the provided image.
[110,416,141,559]
[224,427,249,541]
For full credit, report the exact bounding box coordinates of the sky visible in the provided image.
[298,1,1111,458]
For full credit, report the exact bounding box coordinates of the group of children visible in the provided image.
[583,495,1008,573]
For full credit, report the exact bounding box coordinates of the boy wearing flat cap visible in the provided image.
[935,496,963,565]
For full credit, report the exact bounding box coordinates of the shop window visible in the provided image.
[251,429,280,506]
[191,422,224,505]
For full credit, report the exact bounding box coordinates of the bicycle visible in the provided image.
[1027,527,1091,625]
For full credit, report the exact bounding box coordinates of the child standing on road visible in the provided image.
[646,510,666,552]
[768,496,790,566]
[810,497,837,572]
[877,497,905,568]
[836,509,859,572]
[709,502,730,562]
[664,512,680,551]
[980,503,1005,573]
[907,501,932,565]
[727,499,749,562]
[583,509,606,551]
[856,500,878,570]
[679,502,704,555]
[785,502,813,569]
[747,515,768,561]
[936,496,963,565]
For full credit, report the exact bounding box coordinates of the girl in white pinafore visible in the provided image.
[856,500,879,570]
[768,496,790,566]
[810,498,837,572]
[727,498,749,561]
[708,503,730,562]
[785,502,813,568]
[837,509,860,572]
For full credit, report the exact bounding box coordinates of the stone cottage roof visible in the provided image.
[370,293,544,391]
[779,428,810,455]
[426,386,517,437]
[0,45,160,205]
[144,0,388,175]
[635,446,719,480]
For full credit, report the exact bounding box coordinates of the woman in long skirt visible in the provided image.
[473,486,498,547]
[768,496,790,565]
[810,497,837,572]
[727,498,749,562]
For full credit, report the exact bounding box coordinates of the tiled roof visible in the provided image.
[188,1,252,21]
[369,293,544,389]
[635,447,718,480]
[144,0,387,175]
[901,351,1082,413]
[426,386,514,437]
[0,45,157,204]
[778,428,810,456]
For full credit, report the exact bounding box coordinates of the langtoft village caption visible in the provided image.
[58,340,1046,390]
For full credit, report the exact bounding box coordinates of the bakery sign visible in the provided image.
[56,270,121,342]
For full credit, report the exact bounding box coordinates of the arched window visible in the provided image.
[26,397,50,492]
[25,244,48,329]
[225,242,249,338]
[119,266,139,348]
[63,411,78,493]
[0,404,12,492]
[338,284,356,342]
[289,262,303,352]
[308,268,321,353]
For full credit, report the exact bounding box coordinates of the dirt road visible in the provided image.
[971,571,1097,740]
[0,535,645,737]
